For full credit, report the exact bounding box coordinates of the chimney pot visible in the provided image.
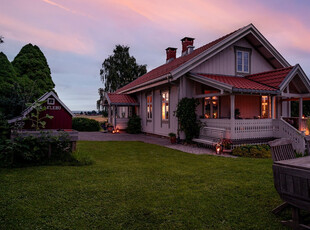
[181,37,195,56]
[166,47,177,63]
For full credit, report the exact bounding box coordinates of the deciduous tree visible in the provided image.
[100,45,147,92]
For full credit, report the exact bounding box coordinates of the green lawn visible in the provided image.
[0,141,285,229]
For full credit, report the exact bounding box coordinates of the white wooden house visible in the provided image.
[101,24,310,152]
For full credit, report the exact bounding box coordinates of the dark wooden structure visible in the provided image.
[273,155,310,229]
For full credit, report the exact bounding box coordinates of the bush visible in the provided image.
[232,144,271,158]
[0,131,91,167]
[126,115,141,134]
[175,98,200,142]
[72,117,100,131]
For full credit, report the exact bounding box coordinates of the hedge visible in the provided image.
[232,144,271,158]
[72,117,100,131]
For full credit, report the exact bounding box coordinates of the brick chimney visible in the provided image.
[181,37,195,56]
[166,47,177,63]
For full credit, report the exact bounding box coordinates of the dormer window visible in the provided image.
[235,48,251,74]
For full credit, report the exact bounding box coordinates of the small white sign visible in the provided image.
[47,106,61,110]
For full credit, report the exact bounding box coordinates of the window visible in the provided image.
[162,91,169,120]
[236,50,249,73]
[147,95,152,120]
[47,98,55,105]
[261,96,269,118]
[204,96,219,119]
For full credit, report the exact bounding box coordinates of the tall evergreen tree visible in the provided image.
[0,52,18,117]
[12,43,55,99]
[100,45,147,92]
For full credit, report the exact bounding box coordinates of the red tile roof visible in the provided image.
[198,74,277,91]
[245,66,293,89]
[116,28,242,93]
[107,93,138,104]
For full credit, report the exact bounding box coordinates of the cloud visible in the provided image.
[41,0,95,19]
[0,14,95,55]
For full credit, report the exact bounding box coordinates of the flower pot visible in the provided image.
[170,136,176,144]
[107,126,113,132]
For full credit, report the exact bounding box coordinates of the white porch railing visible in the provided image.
[273,118,305,153]
[199,118,306,152]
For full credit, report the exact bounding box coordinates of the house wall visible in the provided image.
[235,95,260,118]
[191,38,274,75]
[138,83,179,136]
[220,96,230,118]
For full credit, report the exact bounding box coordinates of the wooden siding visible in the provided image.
[220,95,230,118]
[192,38,274,76]
[235,95,260,119]
[138,83,179,137]
[23,95,72,130]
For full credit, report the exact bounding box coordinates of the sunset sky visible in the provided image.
[1,0,310,111]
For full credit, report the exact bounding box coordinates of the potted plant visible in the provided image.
[107,123,114,132]
[221,138,232,153]
[168,132,177,144]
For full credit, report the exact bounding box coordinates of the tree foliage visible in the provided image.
[12,43,55,100]
[100,45,147,92]
[175,98,200,142]
[0,36,3,44]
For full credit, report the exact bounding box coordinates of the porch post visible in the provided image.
[114,105,117,128]
[230,94,235,139]
[230,95,235,119]
[108,105,111,123]
[271,96,276,119]
[299,97,303,131]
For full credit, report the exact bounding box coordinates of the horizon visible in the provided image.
[1,0,310,111]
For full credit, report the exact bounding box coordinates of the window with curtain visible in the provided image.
[162,91,169,120]
[236,50,249,73]
[147,95,152,120]
[204,96,219,118]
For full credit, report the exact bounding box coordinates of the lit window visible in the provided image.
[162,91,169,120]
[147,95,152,120]
[204,96,218,119]
[261,96,269,118]
[236,50,249,73]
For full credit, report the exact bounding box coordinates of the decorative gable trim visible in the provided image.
[279,64,310,93]
[171,24,290,80]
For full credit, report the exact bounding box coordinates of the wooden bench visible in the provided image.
[193,127,225,146]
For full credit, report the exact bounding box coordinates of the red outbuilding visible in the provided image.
[8,91,74,130]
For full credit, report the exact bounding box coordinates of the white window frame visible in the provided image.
[147,95,152,120]
[236,50,250,73]
[161,91,169,121]
[47,98,55,105]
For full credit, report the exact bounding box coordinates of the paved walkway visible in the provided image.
[78,132,235,157]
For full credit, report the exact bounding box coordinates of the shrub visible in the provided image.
[126,115,141,134]
[232,144,271,158]
[0,131,91,167]
[72,117,100,131]
[175,98,200,142]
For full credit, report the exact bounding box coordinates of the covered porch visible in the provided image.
[188,67,310,152]
[101,93,139,130]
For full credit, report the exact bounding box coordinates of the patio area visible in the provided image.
[78,132,234,157]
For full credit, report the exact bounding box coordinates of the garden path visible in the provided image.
[78,132,235,157]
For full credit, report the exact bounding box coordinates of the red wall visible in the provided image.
[235,95,260,119]
[23,95,72,130]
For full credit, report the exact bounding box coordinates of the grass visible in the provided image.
[0,141,285,229]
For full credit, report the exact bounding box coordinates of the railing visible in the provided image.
[233,119,274,140]
[199,118,306,152]
[274,118,305,153]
